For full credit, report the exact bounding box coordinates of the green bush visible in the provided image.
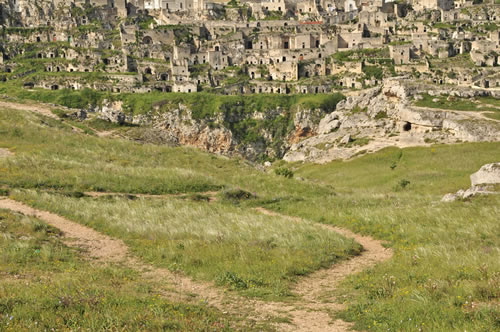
[221,188,256,201]
[394,179,411,191]
[274,167,294,179]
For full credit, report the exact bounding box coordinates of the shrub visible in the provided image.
[187,193,211,202]
[274,167,294,179]
[394,179,411,191]
[217,271,248,289]
[221,188,255,201]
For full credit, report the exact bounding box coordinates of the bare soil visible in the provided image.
[0,148,13,158]
[0,100,59,120]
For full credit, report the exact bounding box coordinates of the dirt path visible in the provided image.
[253,208,393,331]
[412,105,500,124]
[0,100,60,120]
[0,197,392,331]
[0,148,13,158]
[0,197,226,302]
[0,99,86,134]
[0,99,126,137]
[0,198,128,262]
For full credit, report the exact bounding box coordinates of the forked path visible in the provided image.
[0,198,392,331]
[253,208,393,331]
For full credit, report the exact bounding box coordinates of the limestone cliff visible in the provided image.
[284,79,500,163]
[87,79,500,163]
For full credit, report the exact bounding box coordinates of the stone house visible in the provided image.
[389,44,411,65]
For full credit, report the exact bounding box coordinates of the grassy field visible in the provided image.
[415,93,500,120]
[0,106,359,301]
[1,104,499,331]
[288,146,500,331]
[0,209,233,331]
[11,189,360,300]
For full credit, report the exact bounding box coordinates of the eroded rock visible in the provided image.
[442,163,500,202]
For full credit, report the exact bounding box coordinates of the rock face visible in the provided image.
[152,108,234,155]
[284,78,500,163]
[127,103,326,161]
[442,163,500,202]
[94,101,126,124]
[75,78,500,163]
[470,163,500,187]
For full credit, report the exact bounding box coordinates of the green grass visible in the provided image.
[0,209,233,331]
[1,104,500,330]
[282,145,500,331]
[415,94,500,119]
[0,106,359,301]
[0,79,345,117]
[11,190,360,300]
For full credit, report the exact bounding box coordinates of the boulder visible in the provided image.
[470,163,500,187]
[442,162,500,202]
[71,109,87,120]
[441,193,458,202]
[97,101,126,124]
[318,113,340,134]
[340,134,352,145]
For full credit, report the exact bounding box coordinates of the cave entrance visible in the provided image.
[403,122,412,131]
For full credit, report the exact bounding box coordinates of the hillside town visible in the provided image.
[1,0,500,95]
[0,4,499,331]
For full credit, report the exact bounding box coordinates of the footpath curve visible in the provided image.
[0,197,392,331]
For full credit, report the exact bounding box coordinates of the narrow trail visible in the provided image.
[0,196,392,331]
[412,105,500,124]
[0,99,123,138]
[0,198,128,262]
[0,148,13,158]
[0,100,59,120]
[0,197,226,303]
[253,208,393,331]
[0,99,85,133]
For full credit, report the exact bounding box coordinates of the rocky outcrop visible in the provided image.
[89,101,126,125]
[471,163,500,187]
[151,107,234,155]
[442,163,500,202]
[125,103,326,161]
[289,108,324,143]
[284,79,500,164]
[73,78,500,163]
